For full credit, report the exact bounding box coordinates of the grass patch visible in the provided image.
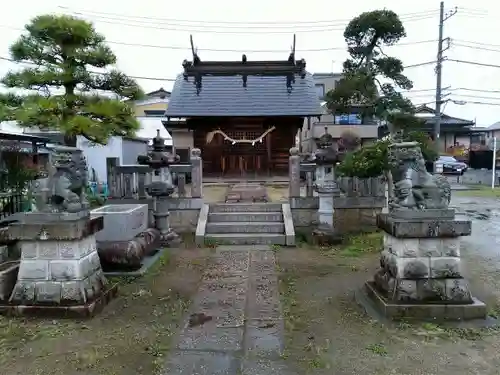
[279,267,332,370]
[0,247,208,375]
[338,232,383,258]
[455,186,500,198]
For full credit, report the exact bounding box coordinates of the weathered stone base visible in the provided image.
[103,248,167,277]
[11,234,108,306]
[376,229,473,304]
[360,281,487,321]
[97,228,161,270]
[311,227,342,246]
[0,283,118,318]
[377,213,471,238]
[0,261,19,302]
[160,229,181,247]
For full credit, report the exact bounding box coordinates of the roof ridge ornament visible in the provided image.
[182,34,306,94]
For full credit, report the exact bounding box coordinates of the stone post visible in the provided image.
[311,130,340,244]
[313,164,340,244]
[190,148,202,199]
[289,147,300,198]
[360,141,487,322]
[137,130,180,246]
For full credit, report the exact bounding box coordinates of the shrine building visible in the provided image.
[163,37,322,177]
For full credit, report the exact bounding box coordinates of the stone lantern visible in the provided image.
[137,130,180,245]
[312,127,341,244]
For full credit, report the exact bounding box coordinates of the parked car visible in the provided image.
[437,155,468,175]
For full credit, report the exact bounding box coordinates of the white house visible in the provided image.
[1,117,173,183]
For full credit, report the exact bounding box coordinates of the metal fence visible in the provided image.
[0,171,26,220]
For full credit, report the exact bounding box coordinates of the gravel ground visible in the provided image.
[278,197,500,375]
[0,244,210,375]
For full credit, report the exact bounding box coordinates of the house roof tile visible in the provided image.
[165,73,323,118]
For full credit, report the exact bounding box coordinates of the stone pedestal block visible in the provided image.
[362,213,487,321]
[97,228,161,270]
[225,183,268,203]
[376,235,471,303]
[5,213,116,316]
[91,204,148,242]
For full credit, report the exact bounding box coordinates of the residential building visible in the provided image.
[128,88,171,117]
[485,121,500,140]
[1,117,172,183]
[299,72,379,153]
[412,105,478,151]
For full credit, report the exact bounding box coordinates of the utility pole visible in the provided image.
[434,1,457,147]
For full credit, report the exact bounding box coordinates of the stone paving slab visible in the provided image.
[165,246,287,374]
[177,324,245,351]
[244,324,284,357]
[216,245,273,252]
[241,358,300,375]
[203,251,250,278]
[165,351,239,375]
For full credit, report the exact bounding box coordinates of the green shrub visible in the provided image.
[336,131,437,178]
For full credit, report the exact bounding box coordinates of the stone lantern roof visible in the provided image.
[314,127,338,165]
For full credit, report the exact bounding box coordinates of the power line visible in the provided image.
[449,99,500,106]
[0,55,438,83]
[448,59,500,69]
[452,94,500,101]
[454,39,500,49]
[404,87,500,94]
[106,38,436,53]
[0,25,436,53]
[59,7,439,26]
[0,56,177,82]
[61,12,439,34]
[452,43,500,53]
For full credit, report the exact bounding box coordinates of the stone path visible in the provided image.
[164,245,296,375]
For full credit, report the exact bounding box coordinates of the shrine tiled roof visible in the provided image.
[165,73,323,118]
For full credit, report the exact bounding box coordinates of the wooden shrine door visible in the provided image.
[219,122,270,176]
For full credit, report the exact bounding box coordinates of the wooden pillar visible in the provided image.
[32,141,39,166]
[266,128,272,176]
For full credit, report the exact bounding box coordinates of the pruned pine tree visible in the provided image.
[0,14,144,146]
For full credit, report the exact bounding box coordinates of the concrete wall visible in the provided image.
[290,196,385,235]
[121,139,148,165]
[103,197,201,233]
[171,129,194,149]
[167,198,202,233]
[78,136,123,183]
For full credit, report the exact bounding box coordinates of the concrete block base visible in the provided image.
[0,283,118,319]
[359,281,487,321]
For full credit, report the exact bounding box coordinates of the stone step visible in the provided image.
[206,221,285,234]
[205,233,286,245]
[208,212,283,223]
[210,203,282,213]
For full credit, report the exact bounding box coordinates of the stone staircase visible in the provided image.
[195,202,295,246]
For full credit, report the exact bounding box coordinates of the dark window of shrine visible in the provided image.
[176,148,189,163]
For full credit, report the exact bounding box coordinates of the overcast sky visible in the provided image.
[0,0,499,126]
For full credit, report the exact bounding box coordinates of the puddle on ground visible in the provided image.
[450,196,500,262]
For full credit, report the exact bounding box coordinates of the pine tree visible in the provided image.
[324,9,416,131]
[0,14,144,146]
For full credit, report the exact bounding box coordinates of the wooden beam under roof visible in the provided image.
[182,59,306,77]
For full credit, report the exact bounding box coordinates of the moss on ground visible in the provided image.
[0,245,209,375]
